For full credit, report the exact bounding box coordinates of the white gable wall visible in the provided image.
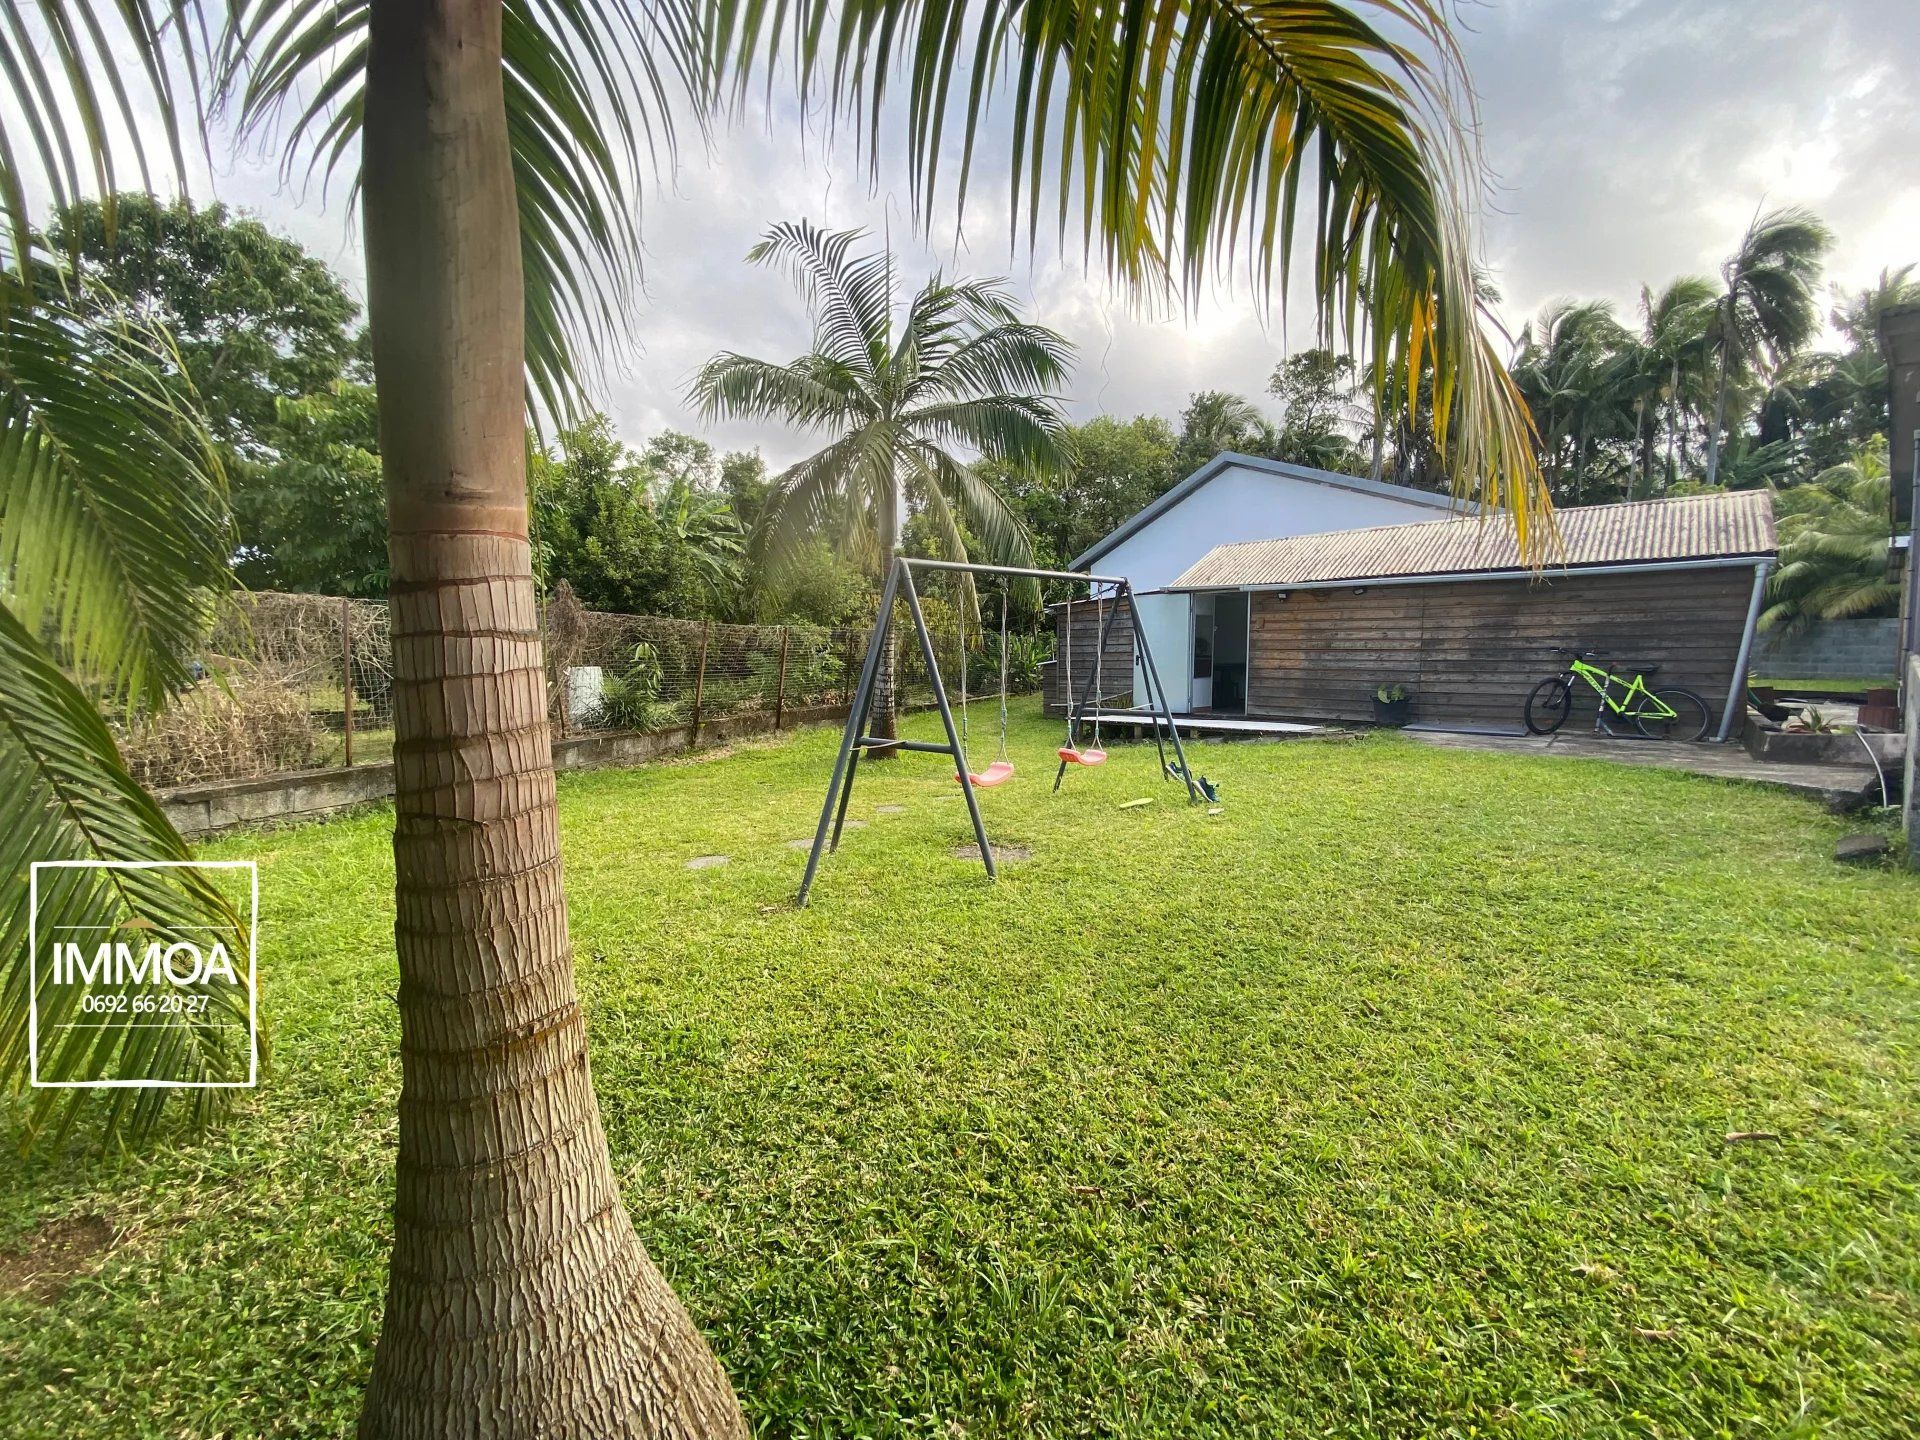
[1094,463,1454,593]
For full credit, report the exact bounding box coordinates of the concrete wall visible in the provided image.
[1753,618,1901,680]
[161,702,852,836]
[1088,459,1454,593]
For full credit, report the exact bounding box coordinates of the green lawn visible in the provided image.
[1753,678,1896,697]
[4,702,1917,1438]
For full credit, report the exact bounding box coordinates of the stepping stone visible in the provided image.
[1835,833,1891,863]
[841,820,868,831]
[784,838,814,850]
[685,854,730,870]
[952,843,1032,863]
[875,805,906,815]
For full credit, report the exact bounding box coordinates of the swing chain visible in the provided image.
[998,590,1011,762]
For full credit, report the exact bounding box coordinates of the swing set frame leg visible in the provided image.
[798,559,994,907]
[1132,587,1199,803]
[1052,582,1198,802]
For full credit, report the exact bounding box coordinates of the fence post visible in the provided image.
[690,619,711,747]
[775,626,791,730]
[340,596,355,768]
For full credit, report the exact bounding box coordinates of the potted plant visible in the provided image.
[1372,683,1412,726]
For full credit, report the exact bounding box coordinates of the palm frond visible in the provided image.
[905,438,1035,571]
[0,270,231,712]
[710,0,1550,549]
[689,351,868,431]
[751,424,898,579]
[0,605,254,1146]
[0,0,202,272]
[746,220,896,379]
[907,318,1074,404]
[222,0,706,418]
[904,394,1067,467]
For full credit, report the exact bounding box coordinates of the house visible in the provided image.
[1052,452,1460,719]
[1070,451,1460,592]
[1048,489,1779,738]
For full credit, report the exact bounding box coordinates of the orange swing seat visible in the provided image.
[957,759,1016,788]
[1056,745,1107,766]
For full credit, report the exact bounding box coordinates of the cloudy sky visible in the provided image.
[215,0,1919,467]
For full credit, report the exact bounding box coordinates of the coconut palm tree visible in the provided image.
[1173,389,1283,473]
[1762,446,1900,633]
[1702,207,1833,488]
[1831,264,1920,350]
[2,2,1548,1434]
[1511,300,1631,502]
[1638,277,1719,490]
[690,222,1068,743]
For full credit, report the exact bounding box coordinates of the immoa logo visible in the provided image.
[46,936,242,988]
[29,860,259,1090]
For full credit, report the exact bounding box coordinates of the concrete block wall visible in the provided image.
[1752,618,1901,680]
[161,703,853,836]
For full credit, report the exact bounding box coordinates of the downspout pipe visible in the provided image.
[1717,558,1774,743]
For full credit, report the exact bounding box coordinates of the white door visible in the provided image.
[1190,594,1214,710]
[1133,592,1191,713]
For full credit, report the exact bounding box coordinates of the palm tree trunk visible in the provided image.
[357,4,745,1437]
[1705,339,1731,489]
[1704,322,1735,491]
[1666,364,1680,489]
[1369,390,1384,482]
[1633,397,1649,497]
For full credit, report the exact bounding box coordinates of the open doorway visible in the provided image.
[1191,592,1249,714]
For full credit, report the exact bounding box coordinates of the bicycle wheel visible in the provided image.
[1635,688,1711,741]
[1524,676,1573,733]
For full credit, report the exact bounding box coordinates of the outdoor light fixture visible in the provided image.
[1351,586,1370,595]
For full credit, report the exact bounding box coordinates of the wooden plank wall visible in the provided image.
[1246,567,1757,728]
[1041,597,1136,714]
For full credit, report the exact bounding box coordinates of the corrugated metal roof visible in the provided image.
[1170,491,1776,590]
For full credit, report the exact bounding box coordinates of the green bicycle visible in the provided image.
[1524,648,1712,741]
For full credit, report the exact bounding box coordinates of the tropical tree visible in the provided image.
[1511,299,1633,503]
[3,1,1548,1434]
[48,196,365,455]
[690,221,1073,742]
[233,381,388,597]
[1831,265,1920,350]
[1638,276,1719,490]
[650,470,746,604]
[1702,207,1833,488]
[1762,444,1901,634]
[1266,349,1369,474]
[1172,389,1280,474]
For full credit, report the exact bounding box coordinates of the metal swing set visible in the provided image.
[795,555,1199,906]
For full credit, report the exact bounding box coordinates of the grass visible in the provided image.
[1753,678,1897,697]
[3,701,1917,1438]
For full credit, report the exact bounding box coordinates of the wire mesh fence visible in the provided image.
[117,592,392,789]
[547,609,868,736]
[118,587,1052,793]
[120,591,864,791]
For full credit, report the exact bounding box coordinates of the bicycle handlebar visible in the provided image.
[1553,646,1609,659]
